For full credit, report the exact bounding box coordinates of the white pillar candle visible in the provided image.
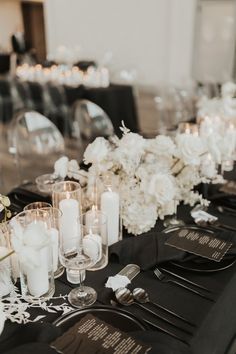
[26,247,49,297]
[83,234,102,263]
[101,190,119,246]
[59,198,80,252]
[49,228,59,272]
[22,222,50,297]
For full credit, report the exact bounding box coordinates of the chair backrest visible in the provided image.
[8,110,65,183]
[72,99,114,142]
[9,110,65,156]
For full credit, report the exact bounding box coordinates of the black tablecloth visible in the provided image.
[2,181,236,354]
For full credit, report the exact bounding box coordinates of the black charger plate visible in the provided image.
[170,258,236,272]
[53,306,147,333]
[164,225,236,272]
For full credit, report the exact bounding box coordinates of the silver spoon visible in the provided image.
[110,299,189,345]
[132,288,195,327]
[115,288,193,335]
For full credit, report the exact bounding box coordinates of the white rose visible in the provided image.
[84,137,110,165]
[119,132,144,149]
[114,133,145,174]
[223,97,236,118]
[143,173,175,205]
[221,82,236,98]
[67,159,80,179]
[177,166,201,189]
[146,135,176,156]
[176,134,205,165]
[200,156,217,179]
[54,156,69,178]
[197,98,223,118]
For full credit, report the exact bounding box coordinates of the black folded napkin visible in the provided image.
[109,229,236,271]
[2,320,192,354]
[1,322,61,354]
[3,343,57,354]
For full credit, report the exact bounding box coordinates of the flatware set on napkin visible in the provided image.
[105,264,197,345]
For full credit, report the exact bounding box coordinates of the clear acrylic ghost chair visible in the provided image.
[8,110,65,183]
[71,99,114,143]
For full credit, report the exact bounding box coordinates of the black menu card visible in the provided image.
[165,228,232,262]
[51,314,151,353]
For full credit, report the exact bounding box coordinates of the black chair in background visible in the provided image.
[0,80,14,123]
[11,31,37,65]
[0,54,10,74]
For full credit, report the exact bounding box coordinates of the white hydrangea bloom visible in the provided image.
[176,134,206,165]
[84,137,110,165]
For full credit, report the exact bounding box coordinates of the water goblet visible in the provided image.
[59,219,97,308]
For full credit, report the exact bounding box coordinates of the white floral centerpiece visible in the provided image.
[197,81,236,122]
[55,124,224,235]
[197,82,236,165]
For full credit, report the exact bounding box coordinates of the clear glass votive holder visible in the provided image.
[10,209,55,302]
[24,201,52,211]
[41,207,64,279]
[35,173,64,194]
[52,181,82,215]
[82,175,102,213]
[52,181,82,282]
[82,210,108,271]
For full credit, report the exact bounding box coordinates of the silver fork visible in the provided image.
[154,267,214,302]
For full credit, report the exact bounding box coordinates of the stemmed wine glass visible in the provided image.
[59,218,97,308]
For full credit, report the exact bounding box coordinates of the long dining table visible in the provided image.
[1,176,236,354]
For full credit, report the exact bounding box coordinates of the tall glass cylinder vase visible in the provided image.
[52,181,82,283]
[10,209,55,302]
[41,207,64,278]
